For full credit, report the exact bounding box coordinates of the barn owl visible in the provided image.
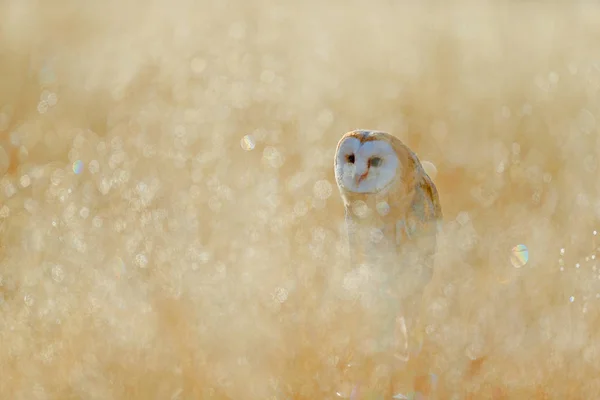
[334,128,442,274]
[333,129,442,396]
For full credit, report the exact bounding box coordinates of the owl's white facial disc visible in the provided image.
[335,137,400,194]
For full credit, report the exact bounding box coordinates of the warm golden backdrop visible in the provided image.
[1,0,600,398]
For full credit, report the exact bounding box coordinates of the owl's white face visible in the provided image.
[334,137,400,194]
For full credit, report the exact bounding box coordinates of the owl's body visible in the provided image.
[333,129,442,396]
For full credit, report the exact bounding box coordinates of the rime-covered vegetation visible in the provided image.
[1,1,600,398]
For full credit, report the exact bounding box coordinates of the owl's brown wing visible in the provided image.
[421,172,443,221]
[399,172,442,248]
[415,172,443,250]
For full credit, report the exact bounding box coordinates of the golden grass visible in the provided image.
[1,0,600,398]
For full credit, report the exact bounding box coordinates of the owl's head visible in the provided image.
[334,129,403,194]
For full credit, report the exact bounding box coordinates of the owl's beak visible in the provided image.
[356,170,369,185]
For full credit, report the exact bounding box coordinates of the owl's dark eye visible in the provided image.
[346,154,355,163]
[370,157,382,167]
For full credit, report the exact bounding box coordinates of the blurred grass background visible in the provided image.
[1,0,600,398]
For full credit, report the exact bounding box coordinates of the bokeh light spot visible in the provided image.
[72,160,84,175]
[422,160,438,179]
[376,201,390,216]
[240,135,255,151]
[313,179,332,200]
[19,175,31,188]
[262,146,284,168]
[510,244,529,268]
